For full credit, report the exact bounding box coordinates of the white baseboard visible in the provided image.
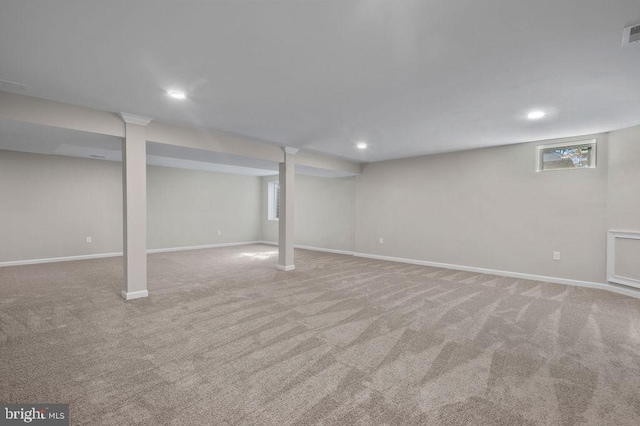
[121,290,149,300]
[258,241,355,256]
[3,241,638,299]
[295,244,355,256]
[258,242,640,299]
[0,252,123,267]
[353,252,640,299]
[0,241,263,267]
[147,241,262,254]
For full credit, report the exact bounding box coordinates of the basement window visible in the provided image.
[268,181,280,221]
[536,139,596,172]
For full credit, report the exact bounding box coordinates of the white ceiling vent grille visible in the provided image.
[622,22,640,46]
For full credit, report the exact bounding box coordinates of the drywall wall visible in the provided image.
[261,174,356,252]
[0,150,123,261]
[355,133,610,283]
[607,124,640,284]
[3,124,638,286]
[0,149,262,263]
[147,166,260,249]
[607,125,640,232]
[260,176,279,244]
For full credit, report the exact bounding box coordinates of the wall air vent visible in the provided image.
[622,22,640,46]
[0,79,27,93]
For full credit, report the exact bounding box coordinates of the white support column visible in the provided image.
[120,113,152,300]
[278,146,298,271]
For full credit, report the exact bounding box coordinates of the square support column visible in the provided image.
[120,113,151,300]
[278,146,298,271]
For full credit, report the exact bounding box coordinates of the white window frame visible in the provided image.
[536,139,596,172]
[267,180,279,221]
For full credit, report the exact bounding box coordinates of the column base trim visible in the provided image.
[277,265,296,271]
[121,290,149,300]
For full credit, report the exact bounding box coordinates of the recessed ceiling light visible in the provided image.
[356,142,368,149]
[167,90,186,100]
[527,110,546,120]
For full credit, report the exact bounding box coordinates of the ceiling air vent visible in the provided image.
[622,22,640,47]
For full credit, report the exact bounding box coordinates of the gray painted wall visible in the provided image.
[607,125,640,283]
[355,127,640,283]
[607,125,640,231]
[0,150,261,263]
[3,124,639,286]
[355,134,610,282]
[0,150,123,261]
[147,166,261,250]
[260,176,279,244]
[260,175,356,252]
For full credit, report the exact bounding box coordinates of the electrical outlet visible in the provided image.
[553,251,560,261]
[217,230,222,236]
[86,237,92,243]
[379,237,384,244]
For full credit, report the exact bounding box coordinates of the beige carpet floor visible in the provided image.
[1,244,640,425]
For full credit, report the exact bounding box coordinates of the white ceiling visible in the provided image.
[1,0,639,163]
